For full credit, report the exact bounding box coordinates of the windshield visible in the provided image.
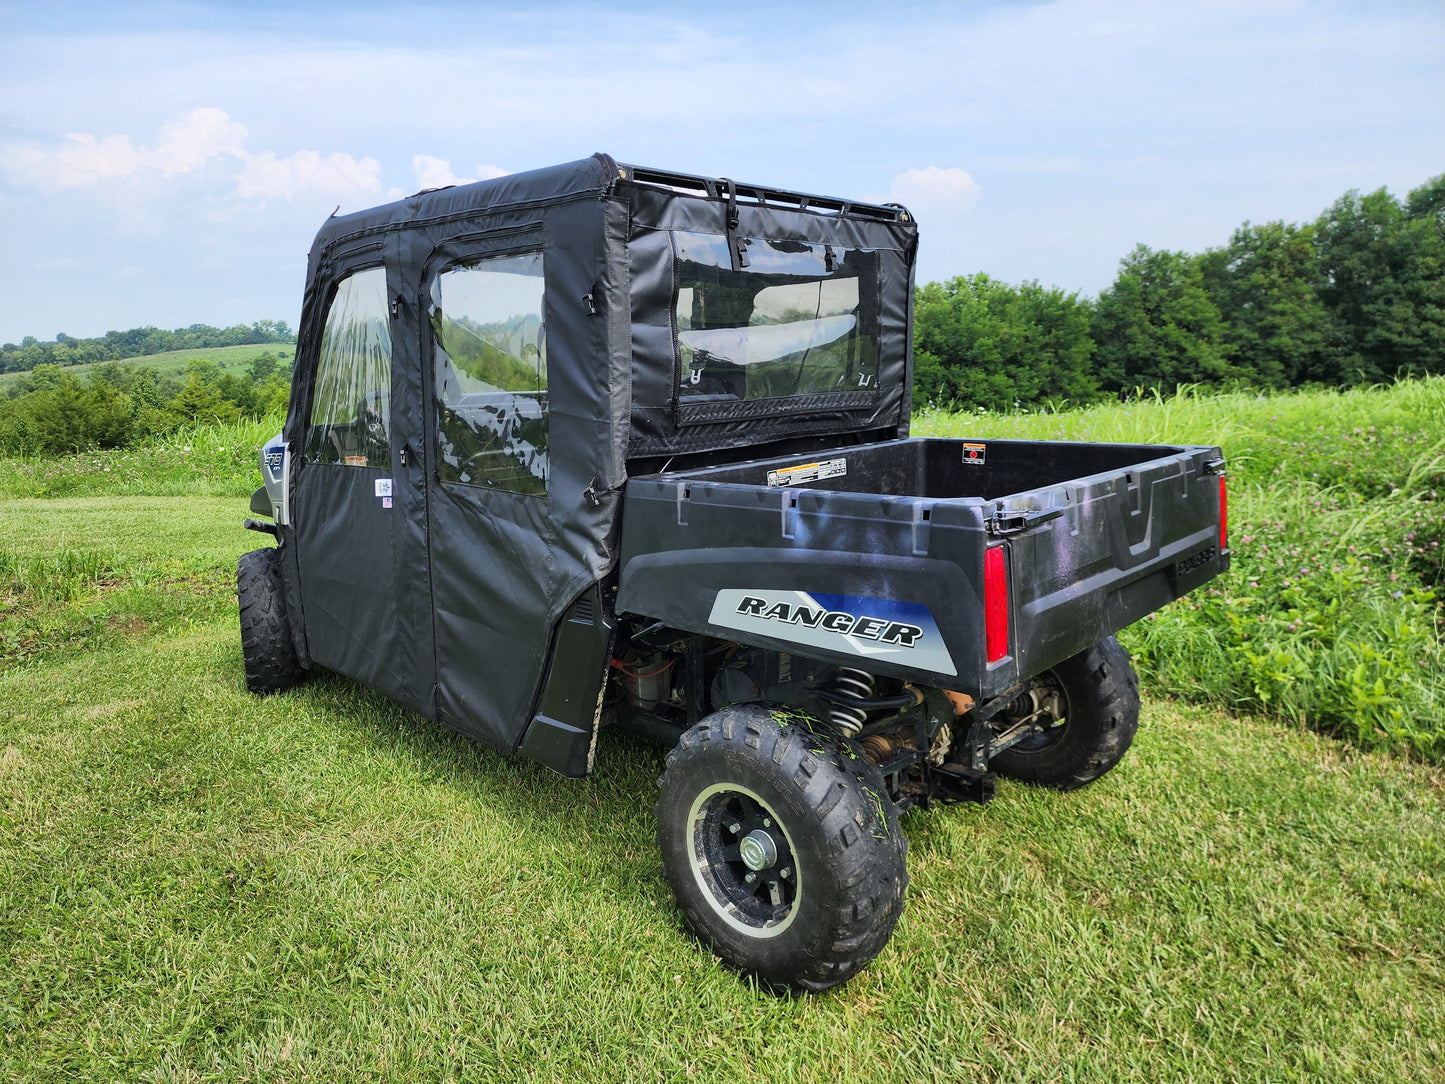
[673,233,879,404]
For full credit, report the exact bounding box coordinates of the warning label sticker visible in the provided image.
[766,458,847,488]
[962,443,987,466]
[374,478,393,497]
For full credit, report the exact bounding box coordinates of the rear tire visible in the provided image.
[988,635,1140,790]
[237,547,305,695]
[656,704,908,993]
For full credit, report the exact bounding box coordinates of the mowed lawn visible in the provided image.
[1,497,1442,1082]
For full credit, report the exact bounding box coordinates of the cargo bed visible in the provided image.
[616,436,1229,699]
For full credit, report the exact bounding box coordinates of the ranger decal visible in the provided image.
[708,589,956,676]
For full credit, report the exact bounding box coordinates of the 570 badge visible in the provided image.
[708,589,957,676]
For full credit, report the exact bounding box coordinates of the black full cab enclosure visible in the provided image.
[278,154,921,767]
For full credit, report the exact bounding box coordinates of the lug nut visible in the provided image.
[762,818,772,828]
[780,867,791,880]
[729,822,741,834]
[745,872,756,883]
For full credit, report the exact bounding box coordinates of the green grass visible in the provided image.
[918,378,1445,761]
[0,498,1441,1081]
[0,344,293,389]
[0,413,283,500]
[0,497,248,668]
[3,378,1442,759]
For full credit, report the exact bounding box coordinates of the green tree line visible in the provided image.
[0,354,291,456]
[2,176,1439,452]
[0,320,294,374]
[915,175,1445,411]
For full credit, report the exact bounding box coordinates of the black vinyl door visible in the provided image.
[418,203,616,751]
[421,231,558,746]
[291,237,435,715]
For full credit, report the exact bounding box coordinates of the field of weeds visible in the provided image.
[918,377,1445,761]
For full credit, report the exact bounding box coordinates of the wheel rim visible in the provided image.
[686,783,801,939]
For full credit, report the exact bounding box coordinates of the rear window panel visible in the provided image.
[673,233,880,407]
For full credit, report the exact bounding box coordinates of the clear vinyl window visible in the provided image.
[305,266,392,468]
[674,233,879,404]
[431,250,548,495]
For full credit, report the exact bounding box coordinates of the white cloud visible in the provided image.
[413,154,473,189]
[3,108,246,188]
[410,158,510,190]
[236,149,383,202]
[7,132,145,187]
[3,107,379,205]
[152,107,247,176]
[889,167,982,211]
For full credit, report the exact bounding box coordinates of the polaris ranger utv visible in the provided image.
[238,154,1229,992]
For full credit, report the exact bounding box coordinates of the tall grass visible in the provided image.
[919,377,1445,761]
[0,411,284,499]
[4,379,1442,759]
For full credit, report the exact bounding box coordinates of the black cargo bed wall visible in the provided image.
[652,438,1196,502]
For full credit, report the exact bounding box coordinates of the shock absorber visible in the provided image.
[828,667,876,738]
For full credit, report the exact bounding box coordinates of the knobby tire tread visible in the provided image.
[237,547,305,695]
[990,636,1141,791]
[656,705,909,994]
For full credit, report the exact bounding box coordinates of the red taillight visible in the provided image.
[984,545,1009,664]
[1219,475,1228,552]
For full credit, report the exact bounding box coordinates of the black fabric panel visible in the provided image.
[420,195,622,752]
[291,463,407,699]
[384,229,436,716]
[286,238,434,718]
[428,483,557,745]
[276,524,309,664]
[627,226,676,441]
[310,158,608,254]
[626,185,915,253]
[599,196,635,493]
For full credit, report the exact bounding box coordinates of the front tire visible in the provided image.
[656,705,908,993]
[988,635,1140,790]
[237,547,305,695]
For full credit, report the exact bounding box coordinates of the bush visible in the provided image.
[1123,482,1442,760]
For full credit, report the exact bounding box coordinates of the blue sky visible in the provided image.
[1,0,1440,344]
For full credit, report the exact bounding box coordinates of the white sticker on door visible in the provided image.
[374,479,393,498]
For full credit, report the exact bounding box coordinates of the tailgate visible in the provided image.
[989,442,1229,686]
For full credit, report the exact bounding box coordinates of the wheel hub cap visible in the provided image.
[739,829,778,871]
